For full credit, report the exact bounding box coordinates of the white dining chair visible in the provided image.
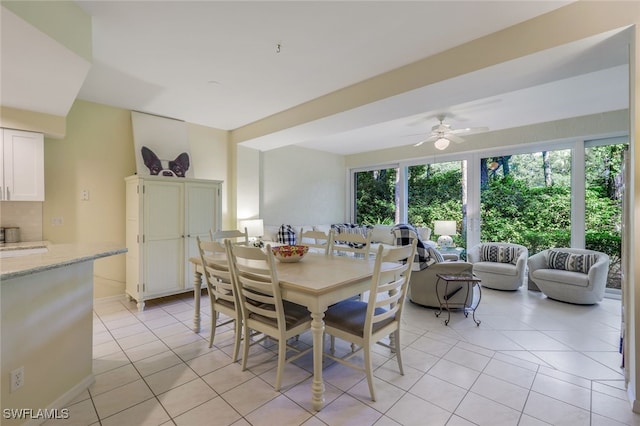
[322,240,417,401]
[197,237,242,362]
[225,240,312,391]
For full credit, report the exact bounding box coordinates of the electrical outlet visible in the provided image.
[81,190,90,201]
[51,217,64,226]
[10,367,24,392]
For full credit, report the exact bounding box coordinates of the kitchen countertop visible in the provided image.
[0,240,49,251]
[0,242,127,280]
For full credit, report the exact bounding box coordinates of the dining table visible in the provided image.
[189,251,389,411]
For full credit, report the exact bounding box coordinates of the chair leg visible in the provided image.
[241,325,251,371]
[231,318,241,362]
[208,308,217,348]
[330,335,336,354]
[364,345,376,402]
[394,330,404,375]
[275,337,287,391]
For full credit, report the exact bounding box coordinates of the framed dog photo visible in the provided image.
[131,111,194,178]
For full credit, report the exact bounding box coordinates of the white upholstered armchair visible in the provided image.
[467,243,528,290]
[527,248,610,304]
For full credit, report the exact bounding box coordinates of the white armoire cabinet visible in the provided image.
[125,175,222,311]
[0,128,45,201]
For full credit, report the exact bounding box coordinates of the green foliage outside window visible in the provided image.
[354,168,397,225]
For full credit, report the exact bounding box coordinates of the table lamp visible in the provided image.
[433,220,457,248]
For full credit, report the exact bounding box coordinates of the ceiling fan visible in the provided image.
[414,115,489,150]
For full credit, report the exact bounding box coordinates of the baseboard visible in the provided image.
[22,374,95,426]
[94,293,127,304]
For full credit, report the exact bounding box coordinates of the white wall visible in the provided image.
[261,145,345,225]
[236,145,261,224]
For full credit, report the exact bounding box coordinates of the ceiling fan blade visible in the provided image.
[449,126,489,135]
[413,135,438,146]
[448,134,465,144]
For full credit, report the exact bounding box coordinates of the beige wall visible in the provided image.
[0,106,66,138]
[42,100,232,298]
[43,100,135,298]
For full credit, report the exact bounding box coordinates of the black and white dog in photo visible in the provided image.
[141,146,190,177]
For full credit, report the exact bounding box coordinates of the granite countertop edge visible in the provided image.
[1,243,127,280]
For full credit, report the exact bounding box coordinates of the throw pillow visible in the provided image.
[277,224,297,245]
[331,223,371,248]
[391,224,431,269]
[427,246,445,263]
[480,244,518,264]
[548,250,597,274]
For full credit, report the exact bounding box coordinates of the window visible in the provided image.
[584,142,626,290]
[480,151,572,250]
[408,161,466,247]
[353,167,398,225]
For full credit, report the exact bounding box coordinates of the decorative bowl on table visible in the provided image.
[271,245,309,263]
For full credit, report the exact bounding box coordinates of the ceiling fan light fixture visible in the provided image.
[434,137,450,150]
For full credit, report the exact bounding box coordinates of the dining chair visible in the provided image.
[197,237,242,362]
[299,228,334,255]
[224,240,312,391]
[322,240,417,401]
[211,227,249,245]
[329,228,373,259]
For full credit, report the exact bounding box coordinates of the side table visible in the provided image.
[438,246,464,261]
[435,273,482,326]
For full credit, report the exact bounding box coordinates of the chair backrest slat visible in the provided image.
[299,228,334,255]
[365,240,417,333]
[211,228,250,245]
[330,229,373,259]
[225,241,284,324]
[198,237,237,305]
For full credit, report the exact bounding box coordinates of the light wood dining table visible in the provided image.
[189,251,387,411]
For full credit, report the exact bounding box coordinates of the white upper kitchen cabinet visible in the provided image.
[1,128,45,201]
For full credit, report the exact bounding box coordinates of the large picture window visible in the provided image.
[350,138,626,293]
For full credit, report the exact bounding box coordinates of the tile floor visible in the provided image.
[50,287,640,426]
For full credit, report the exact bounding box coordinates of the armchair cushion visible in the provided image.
[548,250,598,274]
[534,268,590,288]
[472,260,520,277]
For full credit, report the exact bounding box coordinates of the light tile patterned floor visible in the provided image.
[47,288,640,426]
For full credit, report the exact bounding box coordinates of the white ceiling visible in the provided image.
[4,1,631,155]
